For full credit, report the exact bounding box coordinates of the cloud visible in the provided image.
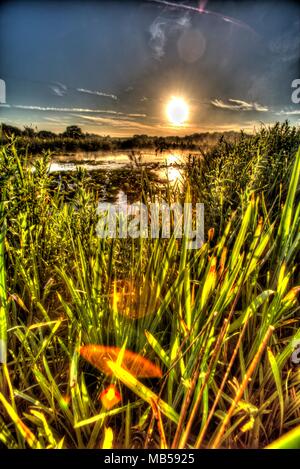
[1,103,147,124]
[77,88,117,100]
[211,98,269,112]
[72,114,152,131]
[43,116,64,123]
[149,11,190,59]
[50,82,67,97]
[149,19,167,59]
[42,115,71,123]
[128,113,147,117]
[276,109,300,115]
[6,104,147,119]
[10,104,122,114]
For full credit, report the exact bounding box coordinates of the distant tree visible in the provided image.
[155,137,168,153]
[101,136,113,151]
[1,123,22,137]
[131,134,154,148]
[37,130,56,139]
[23,125,36,137]
[62,125,84,139]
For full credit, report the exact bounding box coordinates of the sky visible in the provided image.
[0,0,299,136]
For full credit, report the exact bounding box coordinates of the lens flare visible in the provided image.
[80,345,163,378]
[100,385,121,410]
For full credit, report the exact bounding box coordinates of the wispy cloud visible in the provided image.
[128,113,147,118]
[50,82,67,97]
[149,19,167,59]
[42,115,71,123]
[149,12,190,59]
[211,98,268,112]
[7,104,122,114]
[77,88,117,100]
[1,103,147,120]
[276,109,300,115]
[73,114,152,130]
[43,116,64,123]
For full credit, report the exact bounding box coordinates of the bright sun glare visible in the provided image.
[166,97,189,126]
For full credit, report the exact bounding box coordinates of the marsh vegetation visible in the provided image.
[0,122,299,449]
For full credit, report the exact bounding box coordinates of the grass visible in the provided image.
[0,122,299,449]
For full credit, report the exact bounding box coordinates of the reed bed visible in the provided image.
[0,122,299,449]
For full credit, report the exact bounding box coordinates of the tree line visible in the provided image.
[0,123,241,154]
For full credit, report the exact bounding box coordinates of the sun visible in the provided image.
[166,97,189,126]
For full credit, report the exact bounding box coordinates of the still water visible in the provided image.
[48,150,194,185]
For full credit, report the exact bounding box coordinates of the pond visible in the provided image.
[47,150,200,202]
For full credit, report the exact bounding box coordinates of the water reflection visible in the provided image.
[49,150,187,174]
[48,150,191,202]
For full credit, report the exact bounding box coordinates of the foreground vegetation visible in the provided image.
[0,122,299,449]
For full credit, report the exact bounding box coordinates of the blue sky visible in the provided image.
[0,0,299,136]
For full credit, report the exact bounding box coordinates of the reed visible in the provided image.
[0,123,299,448]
